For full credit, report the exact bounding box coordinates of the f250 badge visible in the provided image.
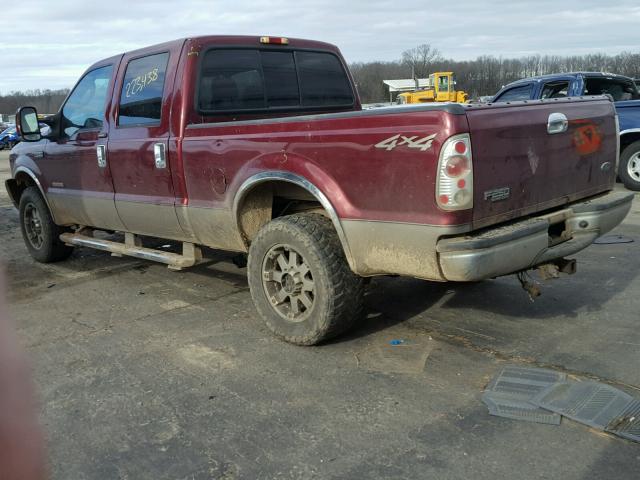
[484,187,511,202]
[375,133,436,152]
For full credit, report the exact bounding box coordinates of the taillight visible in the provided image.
[436,134,473,210]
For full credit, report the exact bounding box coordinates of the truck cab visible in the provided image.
[492,72,640,190]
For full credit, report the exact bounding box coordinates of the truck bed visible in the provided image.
[184,96,617,232]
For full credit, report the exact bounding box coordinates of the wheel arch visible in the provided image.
[233,172,355,269]
[12,165,56,223]
[9,167,56,221]
[620,129,640,152]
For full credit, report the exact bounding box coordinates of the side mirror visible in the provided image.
[16,106,41,142]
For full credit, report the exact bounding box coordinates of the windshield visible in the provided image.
[584,77,640,101]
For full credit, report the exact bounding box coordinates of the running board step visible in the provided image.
[60,232,202,270]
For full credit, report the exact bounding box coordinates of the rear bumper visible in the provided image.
[436,191,634,281]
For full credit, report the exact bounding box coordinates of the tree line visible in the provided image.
[2,47,640,111]
[350,45,640,103]
[0,89,70,116]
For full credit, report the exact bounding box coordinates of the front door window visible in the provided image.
[61,65,113,137]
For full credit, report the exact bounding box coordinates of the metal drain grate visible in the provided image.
[531,381,634,430]
[606,399,640,442]
[483,367,640,443]
[486,365,566,395]
[482,366,565,424]
[482,395,561,425]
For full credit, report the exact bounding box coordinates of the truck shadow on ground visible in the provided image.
[337,232,639,351]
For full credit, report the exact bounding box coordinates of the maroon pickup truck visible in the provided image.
[7,35,633,345]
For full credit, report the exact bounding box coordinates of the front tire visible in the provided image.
[619,141,640,191]
[19,187,73,263]
[248,213,364,346]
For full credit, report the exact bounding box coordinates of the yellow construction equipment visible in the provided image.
[396,72,468,104]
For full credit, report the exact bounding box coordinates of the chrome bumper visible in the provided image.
[436,191,634,282]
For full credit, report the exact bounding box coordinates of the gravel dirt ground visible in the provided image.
[1,149,639,479]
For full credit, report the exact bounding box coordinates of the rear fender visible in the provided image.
[231,150,354,217]
[232,154,355,268]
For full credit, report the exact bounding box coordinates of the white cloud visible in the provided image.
[2,0,639,93]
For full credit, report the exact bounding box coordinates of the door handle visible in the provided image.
[547,112,568,134]
[96,144,107,168]
[154,143,166,169]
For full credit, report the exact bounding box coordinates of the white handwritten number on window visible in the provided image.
[125,68,160,98]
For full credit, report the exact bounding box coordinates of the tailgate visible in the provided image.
[465,97,617,228]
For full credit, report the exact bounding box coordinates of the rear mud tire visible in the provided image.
[18,187,73,263]
[248,213,365,346]
[619,141,640,191]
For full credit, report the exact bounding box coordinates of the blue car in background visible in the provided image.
[0,125,19,150]
[492,72,640,191]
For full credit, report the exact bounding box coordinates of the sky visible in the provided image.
[2,0,640,93]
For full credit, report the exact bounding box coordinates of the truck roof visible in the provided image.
[504,71,636,88]
[86,35,342,71]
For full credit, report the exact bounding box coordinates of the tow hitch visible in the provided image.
[517,258,577,299]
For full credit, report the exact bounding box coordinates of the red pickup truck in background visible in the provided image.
[7,35,633,345]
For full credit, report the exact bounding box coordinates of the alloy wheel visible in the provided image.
[23,202,44,250]
[261,244,315,322]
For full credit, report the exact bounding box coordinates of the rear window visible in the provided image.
[198,48,353,113]
[494,84,533,102]
[198,50,265,111]
[262,51,300,107]
[584,77,639,101]
[295,51,354,107]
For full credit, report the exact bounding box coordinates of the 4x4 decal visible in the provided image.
[374,133,437,152]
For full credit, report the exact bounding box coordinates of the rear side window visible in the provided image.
[584,77,640,101]
[541,81,569,99]
[494,84,533,102]
[198,48,353,113]
[118,52,169,126]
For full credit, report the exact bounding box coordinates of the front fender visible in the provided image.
[9,149,55,221]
